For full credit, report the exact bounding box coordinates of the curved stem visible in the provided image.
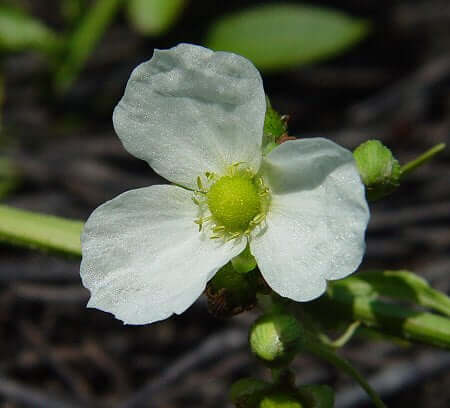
[300,335,387,408]
[400,143,445,177]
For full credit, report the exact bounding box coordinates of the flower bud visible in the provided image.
[353,140,401,201]
[206,263,258,318]
[259,393,304,408]
[230,378,271,408]
[297,385,334,408]
[250,314,302,367]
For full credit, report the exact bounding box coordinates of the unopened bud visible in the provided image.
[250,314,302,367]
[353,140,401,201]
[259,393,304,408]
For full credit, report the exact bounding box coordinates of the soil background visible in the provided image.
[1,0,449,407]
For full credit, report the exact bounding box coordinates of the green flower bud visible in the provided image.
[250,314,302,367]
[353,140,401,201]
[230,378,271,408]
[206,263,258,318]
[259,393,304,408]
[297,385,334,408]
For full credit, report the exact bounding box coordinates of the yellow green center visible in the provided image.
[207,174,261,232]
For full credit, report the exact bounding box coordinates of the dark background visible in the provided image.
[1,0,449,407]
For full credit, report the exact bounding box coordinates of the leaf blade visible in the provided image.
[205,4,370,71]
[0,5,62,54]
[54,0,123,92]
[127,0,187,35]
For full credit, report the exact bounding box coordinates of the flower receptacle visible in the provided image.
[206,263,260,318]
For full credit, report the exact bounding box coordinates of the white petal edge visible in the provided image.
[80,185,246,324]
[113,43,266,189]
[250,138,369,302]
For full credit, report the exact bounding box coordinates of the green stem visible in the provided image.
[300,335,386,408]
[400,143,446,177]
[321,293,450,349]
[320,321,361,348]
[0,205,83,257]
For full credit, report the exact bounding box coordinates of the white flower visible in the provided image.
[80,43,369,325]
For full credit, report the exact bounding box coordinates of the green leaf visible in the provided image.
[0,205,83,257]
[205,4,370,71]
[127,0,186,35]
[332,270,450,317]
[0,5,62,54]
[54,0,123,92]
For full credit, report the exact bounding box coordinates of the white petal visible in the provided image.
[113,43,266,189]
[80,185,246,324]
[250,138,369,302]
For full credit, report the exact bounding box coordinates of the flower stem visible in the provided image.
[400,143,446,177]
[300,336,387,408]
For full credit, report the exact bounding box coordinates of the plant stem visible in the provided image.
[301,335,387,408]
[0,205,83,257]
[400,143,446,177]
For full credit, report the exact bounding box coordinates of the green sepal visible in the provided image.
[263,96,288,153]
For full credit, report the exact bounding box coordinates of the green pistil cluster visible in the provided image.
[193,164,270,239]
[208,175,260,231]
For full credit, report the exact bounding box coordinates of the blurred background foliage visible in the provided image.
[0,1,449,407]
